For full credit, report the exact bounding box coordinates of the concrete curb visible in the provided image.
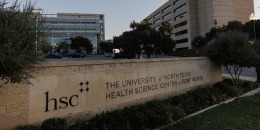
[155,87,260,130]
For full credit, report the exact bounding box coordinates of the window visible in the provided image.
[173,0,182,5]
[174,3,186,13]
[176,38,188,44]
[154,19,161,24]
[176,47,189,50]
[155,25,160,31]
[148,17,152,22]
[174,21,187,28]
[175,29,187,36]
[166,19,172,23]
[153,12,160,18]
[163,12,172,19]
[174,12,187,21]
[162,5,171,12]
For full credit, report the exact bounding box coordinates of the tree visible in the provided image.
[56,41,68,52]
[71,36,93,53]
[254,40,260,82]
[192,35,208,48]
[205,26,225,42]
[99,40,113,53]
[204,20,243,42]
[191,35,208,55]
[113,31,139,57]
[206,31,257,85]
[225,21,244,31]
[0,0,45,85]
[159,21,173,36]
[156,21,175,56]
[114,21,176,59]
[38,38,53,54]
[244,20,260,40]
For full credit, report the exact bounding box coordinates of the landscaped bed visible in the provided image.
[162,93,260,130]
[16,79,259,130]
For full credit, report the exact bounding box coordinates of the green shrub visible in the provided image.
[225,85,243,97]
[241,80,256,91]
[144,100,173,129]
[69,81,255,130]
[124,104,148,129]
[222,78,234,85]
[91,110,127,130]
[171,106,187,121]
[41,118,67,130]
[213,81,243,96]
[68,120,93,130]
[213,81,226,90]
[16,125,40,130]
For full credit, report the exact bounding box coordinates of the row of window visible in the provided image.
[47,27,99,31]
[44,21,98,24]
[154,19,161,24]
[155,25,160,31]
[153,12,160,18]
[174,0,182,5]
[175,21,187,28]
[153,19,187,30]
[162,5,171,13]
[174,3,186,13]
[163,12,172,19]
[151,1,186,21]
[174,12,187,21]
[153,11,187,24]
[176,38,188,44]
[162,0,183,13]
[175,29,187,36]
[151,0,188,39]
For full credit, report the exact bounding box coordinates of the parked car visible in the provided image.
[77,52,86,57]
[104,52,113,57]
[70,53,85,58]
[60,52,70,57]
[45,54,62,59]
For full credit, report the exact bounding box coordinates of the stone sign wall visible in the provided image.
[0,57,221,129]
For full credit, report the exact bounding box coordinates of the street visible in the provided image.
[222,67,257,82]
[46,54,175,62]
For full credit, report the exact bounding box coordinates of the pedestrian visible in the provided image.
[256,67,260,82]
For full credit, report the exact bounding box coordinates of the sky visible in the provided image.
[7,0,260,40]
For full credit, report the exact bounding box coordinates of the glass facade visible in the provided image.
[42,13,105,54]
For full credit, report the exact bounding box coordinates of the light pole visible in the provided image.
[249,13,257,43]
[214,19,217,36]
[249,13,259,82]
[139,43,143,59]
[33,8,43,51]
[67,33,71,53]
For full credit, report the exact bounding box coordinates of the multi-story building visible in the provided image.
[143,0,254,50]
[42,13,105,54]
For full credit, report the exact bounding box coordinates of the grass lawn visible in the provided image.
[163,93,260,130]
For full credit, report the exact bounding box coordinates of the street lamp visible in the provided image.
[249,13,257,42]
[214,19,217,36]
[67,33,71,53]
[214,19,217,27]
[139,44,143,59]
[33,8,43,51]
